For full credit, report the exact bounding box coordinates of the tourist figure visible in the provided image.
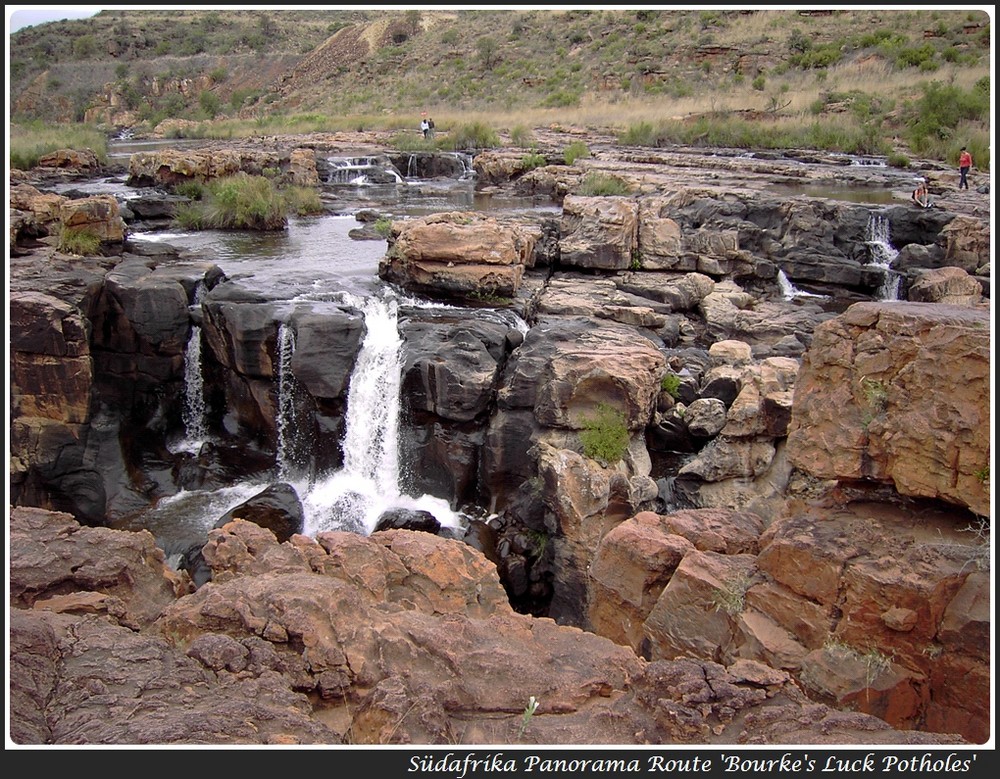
[427,117,435,138]
[420,118,430,138]
[911,179,931,208]
[958,146,973,190]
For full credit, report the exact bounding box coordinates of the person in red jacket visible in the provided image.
[958,146,973,190]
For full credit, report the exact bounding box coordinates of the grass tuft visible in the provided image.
[579,403,630,465]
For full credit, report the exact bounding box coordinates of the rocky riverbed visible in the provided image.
[8,127,992,746]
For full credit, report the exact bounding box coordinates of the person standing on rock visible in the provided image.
[420,118,430,139]
[958,146,973,190]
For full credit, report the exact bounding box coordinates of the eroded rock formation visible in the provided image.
[7,133,991,746]
[9,508,965,747]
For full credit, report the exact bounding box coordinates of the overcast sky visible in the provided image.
[8,7,102,33]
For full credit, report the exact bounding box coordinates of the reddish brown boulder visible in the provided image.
[36,147,101,171]
[59,195,126,243]
[787,302,990,516]
[380,211,534,299]
[9,506,190,630]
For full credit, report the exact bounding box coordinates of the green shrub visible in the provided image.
[181,173,288,231]
[174,180,206,199]
[577,171,631,196]
[661,373,682,399]
[887,152,910,168]
[619,121,658,146]
[198,90,221,117]
[447,121,500,151]
[374,216,393,238]
[579,403,630,465]
[509,124,534,147]
[173,202,206,229]
[229,88,259,111]
[903,80,991,163]
[57,227,102,256]
[283,186,324,216]
[563,140,591,165]
[542,89,582,108]
[895,43,936,69]
[520,152,547,171]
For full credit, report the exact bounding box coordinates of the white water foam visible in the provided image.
[865,213,901,301]
[295,291,465,536]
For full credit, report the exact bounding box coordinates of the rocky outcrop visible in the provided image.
[10,186,127,249]
[397,309,519,504]
[587,502,988,744]
[7,133,991,747]
[10,506,190,630]
[59,195,128,244]
[215,481,305,543]
[8,508,964,746]
[10,183,66,239]
[36,147,102,172]
[198,292,364,470]
[906,266,984,306]
[379,212,534,301]
[786,301,991,517]
[559,195,638,270]
[125,146,317,188]
[480,316,667,625]
[10,262,106,522]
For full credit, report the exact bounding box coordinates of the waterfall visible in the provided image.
[177,325,208,452]
[777,269,827,301]
[456,152,476,181]
[406,154,417,178]
[301,292,462,536]
[172,281,210,455]
[275,321,302,481]
[340,294,402,494]
[325,155,403,185]
[865,213,901,301]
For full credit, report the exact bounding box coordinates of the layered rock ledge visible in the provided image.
[9,507,965,747]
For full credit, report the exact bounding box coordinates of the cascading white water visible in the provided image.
[275,321,299,481]
[777,269,827,301]
[180,325,208,447]
[326,156,403,185]
[300,292,462,536]
[865,213,901,301]
[339,294,402,494]
[455,152,476,181]
[173,281,210,455]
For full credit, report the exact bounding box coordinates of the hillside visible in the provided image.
[9,10,990,121]
[7,7,992,165]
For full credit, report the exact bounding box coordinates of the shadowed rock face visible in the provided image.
[8,508,966,747]
[215,481,305,543]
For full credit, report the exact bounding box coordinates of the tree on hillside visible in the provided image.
[476,35,500,71]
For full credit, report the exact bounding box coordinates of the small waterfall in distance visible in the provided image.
[865,213,901,301]
[275,321,305,482]
[777,269,827,301]
[180,326,208,448]
[174,282,209,455]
